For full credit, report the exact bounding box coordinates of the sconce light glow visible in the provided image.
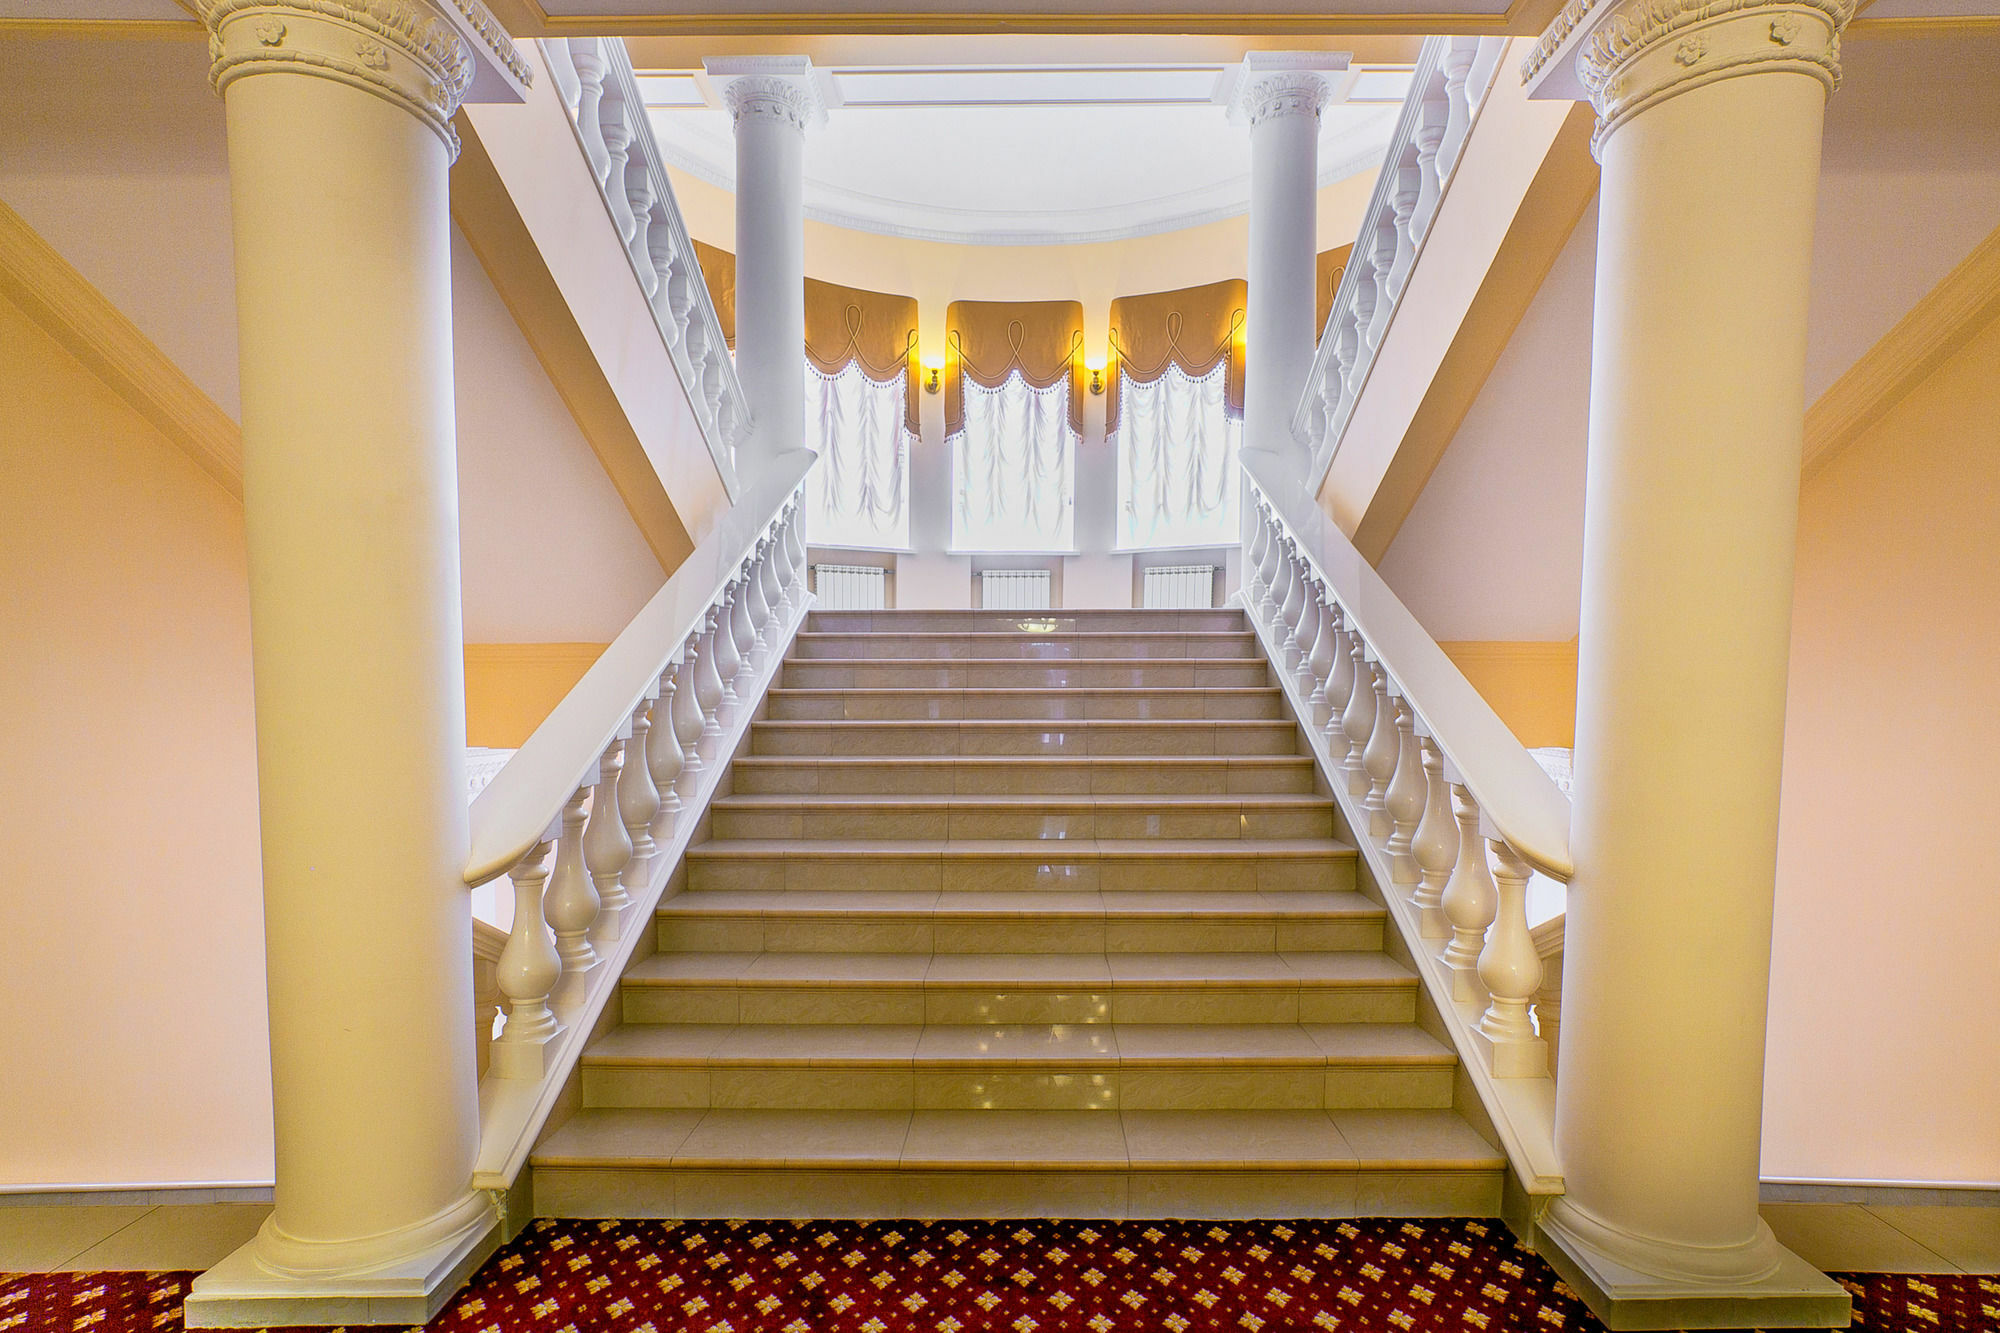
[923,362,943,395]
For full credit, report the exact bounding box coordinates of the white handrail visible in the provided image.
[1242,451,1570,878]
[1292,35,1508,494]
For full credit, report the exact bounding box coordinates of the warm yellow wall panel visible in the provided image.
[464,642,609,748]
[1438,640,1577,749]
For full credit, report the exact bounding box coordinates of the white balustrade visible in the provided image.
[729,563,759,686]
[539,37,748,487]
[1411,736,1456,940]
[1291,35,1509,489]
[1340,640,1375,798]
[1473,838,1549,1078]
[1362,665,1398,837]
[1305,584,1336,730]
[619,694,662,891]
[489,829,560,1080]
[648,663,686,836]
[1384,697,1425,885]
[1441,779,1497,1002]
[543,784,598,1008]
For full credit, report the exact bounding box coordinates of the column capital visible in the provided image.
[196,0,527,157]
[704,56,837,135]
[1213,52,1353,129]
[1522,0,1853,154]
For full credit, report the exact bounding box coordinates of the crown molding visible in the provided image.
[0,17,205,38]
[1803,222,2000,485]
[0,199,242,500]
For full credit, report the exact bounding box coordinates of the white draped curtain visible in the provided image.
[802,356,912,550]
[950,368,1077,552]
[1114,360,1240,550]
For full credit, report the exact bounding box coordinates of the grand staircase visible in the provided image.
[531,608,1504,1218]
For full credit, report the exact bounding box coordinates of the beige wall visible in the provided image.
[1761,312,2000,1187]
[0,292,274,1189]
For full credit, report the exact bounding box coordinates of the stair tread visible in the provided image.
[783,656,1266,666]
[622,950,1415,988]
[532,1107,1502,1172]
[713,793,1330,809]
[769,686,1282,696]
[756,718,1291,727]
[584,1021,1454,1069]
[687,838,1355,859]
[732,754,1313,766]
[658,888,1378,918]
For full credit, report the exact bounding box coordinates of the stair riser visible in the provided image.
[623,985,1417,1027]
[729,761,1319,797]
[767,693,1286,721]
[684,856,1356,896]
[709,806,1334,841]
[808,612,1247,633]
[782,663,1273,689]
[533,1164,1502,1222]
[792,635,1261,661]
[751,723,1300,757]
[580,1064,1455,1113]
[657,915,1383,955]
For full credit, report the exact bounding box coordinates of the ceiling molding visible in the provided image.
[0,198,242,499]
[1802,221,2000,485]
[0,17,203,38]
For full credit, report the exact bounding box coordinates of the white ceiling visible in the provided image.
[644,65,1409,246]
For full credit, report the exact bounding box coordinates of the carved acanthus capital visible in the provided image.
[1243,73,1336,126]
[704,56,833,137]
[1530,0,1853,155]
[1214,52,1352,130]
[197,0,479,155]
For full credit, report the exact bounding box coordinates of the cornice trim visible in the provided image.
[1803,222,2000,485]
[0,199,243,500]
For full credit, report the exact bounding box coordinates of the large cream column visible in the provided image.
[185,2,527,1326]
[1523,1,1853,1327]
[706,57,830,467]
[1219,54,1349,474]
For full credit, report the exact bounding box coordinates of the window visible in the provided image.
[950,368,1077,553]
[1115,360,1240,550]
[802,356,911,550]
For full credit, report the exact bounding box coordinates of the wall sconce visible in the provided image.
[923,364,942,395]
[1086,357,1106,396]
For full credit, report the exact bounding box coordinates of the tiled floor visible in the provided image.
[0,1197,1993,1275]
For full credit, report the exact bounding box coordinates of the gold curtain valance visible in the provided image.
[1316,243,1354,341]
[805,276,921,435]
[944,299,1086,438]
[692,241,737,348]
[1105,278,1248,437]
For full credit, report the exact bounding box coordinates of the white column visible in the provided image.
[706,57,830,468]
[1524,1,1852,1326]
[185,1,527,1326]
[1219,54,1350,471]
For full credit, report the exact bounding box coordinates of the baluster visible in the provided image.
[1441,780,1497,1001]
[649,660,686,841]
[788,500,810,606]
[647,209,679,344]
[1467,38,1504,116]
[488,828,561,1079]
[713,582,743,709]
[768,516,795,618]
[577,742,628,968]
[694,606,727,763]
[616,693,661,916]
[1410,736,1457,940]
[1304,583,1337,730]
[732,557,761,679]
[1279,544,1308,673]
[544,785,597,1010]
[1386,153,1423,304]
[597,91,639,246]
[1474,838,1548,1078]
[1438,38,1479,179]
[1340,640,1376,798]
[1384,698,1426,885]
[625,156,657,296]
[758,534,784,640]
[1322,604,1354,741]
[1244,502,1271,609]
[1254,511,1281,623]
[683,323,713,424]
[1362,212,1401,353]
[568,40,611,189]
[541,38,581,117]
[672,639,708,797]
[1345,285,1378,401]
[719,393,742,454]
[1412,92,1448,246]
[1318,370,1343,451]
[667,249,697,345]
[1362,667,1398,837]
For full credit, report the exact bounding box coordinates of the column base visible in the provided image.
[1537,1199,1850,1330]
[184,1191,499,1328]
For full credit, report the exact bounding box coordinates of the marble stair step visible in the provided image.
[790,631,1262,661]
[708,793,1336,841]
[765,685,1287,721]
[727,754,1321,797]
[529,1107,1505,1218]
[578,1021,1458,1111]
[683,838,1358,895]
[656,888,1382,953]
[806,610,1247,634]
[619,951,1419,1027]
[750,718,1302,757]
[781,658,1274,689]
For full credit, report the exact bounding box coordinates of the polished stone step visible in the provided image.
[727,754,1322,796]
[655,888,1379,953]
[707,793,1336,841]
[682,838,1358,895]
[750,718,1301,757]
[789,631,1262,660]
[530,1107,1505,1219]
[618,950,1418,1026]
[806,610,1247,634]
[765,685,1287,721]
[578,1021,1457,1112]
[780,658,1273,689]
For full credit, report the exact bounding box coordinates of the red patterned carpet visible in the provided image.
[5,1217,1995,1332]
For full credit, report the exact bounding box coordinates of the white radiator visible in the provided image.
[1143,564,1216,609]
[812,563,887,610]
[981,569,1053,611]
